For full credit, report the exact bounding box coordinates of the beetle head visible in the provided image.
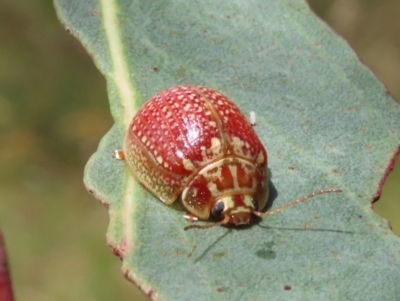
[184,195,257,230]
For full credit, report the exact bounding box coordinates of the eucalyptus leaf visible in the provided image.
[55,1,400,300]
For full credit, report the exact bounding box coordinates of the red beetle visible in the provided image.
[117,86,340,230]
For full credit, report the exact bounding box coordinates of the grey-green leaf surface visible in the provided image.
[55,1,400,300]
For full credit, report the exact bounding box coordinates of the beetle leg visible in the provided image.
[183,213,199,222]
[112,150,125,160]
[249,111,256,126]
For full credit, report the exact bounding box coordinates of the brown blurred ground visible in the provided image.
[0,0,398,300]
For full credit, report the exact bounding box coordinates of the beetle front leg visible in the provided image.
[183,213,199,222]
[112,150,125,160]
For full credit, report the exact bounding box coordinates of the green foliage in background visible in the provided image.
[0,0,143,300]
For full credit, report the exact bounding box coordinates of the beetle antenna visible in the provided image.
[184,215,230,231]
[253,188,342,218]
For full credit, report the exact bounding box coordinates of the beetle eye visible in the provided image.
[212,201,225,217]
[251,198,258,210]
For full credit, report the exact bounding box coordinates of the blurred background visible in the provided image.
[0,0,399,300]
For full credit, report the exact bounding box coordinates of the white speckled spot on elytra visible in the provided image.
[232,137,244,148]
[183,158,195,171]
[211,137,221,148]
[257,152,265,164]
